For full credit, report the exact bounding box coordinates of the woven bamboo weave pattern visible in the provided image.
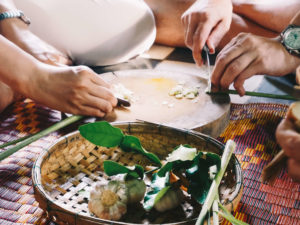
[0,101,63,224]
[33,123,241,224]
[218,103,300,225]
[0,100,299,224]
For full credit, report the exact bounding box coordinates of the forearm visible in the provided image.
[0,0,29,37]
[291,11,300,25]
[232,0,300,33]
[0,34,39,94]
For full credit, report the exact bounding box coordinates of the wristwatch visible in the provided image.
[0,10,30,25]
[281,24,300,57]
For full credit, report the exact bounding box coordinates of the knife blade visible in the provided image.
[203,45,212,93]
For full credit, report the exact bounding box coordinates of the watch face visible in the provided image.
[284,27,300,50]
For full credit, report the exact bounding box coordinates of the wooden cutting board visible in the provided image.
[102,69,230,137]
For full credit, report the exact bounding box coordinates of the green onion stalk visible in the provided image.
[0,115,84,161]
[196,140,236,225]
[207,89,298,101]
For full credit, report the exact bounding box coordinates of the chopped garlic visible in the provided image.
[175,94,184,99]
[169,85,184,96]
[169,82,199,100]
[185,92,196,99]
[112,83,135,102]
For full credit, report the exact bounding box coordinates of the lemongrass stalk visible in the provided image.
[218,203,249,225]
[207,89,298,101]
[0,115,84,161]
[0,134,34,149]
[207,210,211,225]
[196,140,236,225]
[212,196,219,225]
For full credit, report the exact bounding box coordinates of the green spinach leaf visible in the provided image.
[103,160,144,179]
[79,121,124,147]
[79,122,161,165]
[143,172,170,211]
[186,154,211,204]
[120,135,161,166]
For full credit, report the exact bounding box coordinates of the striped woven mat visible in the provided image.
[0,101,299,225]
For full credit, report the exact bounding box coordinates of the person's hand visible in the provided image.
[25,65,117,117]
[181,0,233,66]
[211,33,300,95]
[276,117,300,182]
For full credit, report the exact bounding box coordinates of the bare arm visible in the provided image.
[0,34,117,117]
[233,0,300,33]
[211,10,300,95]
[0,0,71,65]
[0,34,36,91]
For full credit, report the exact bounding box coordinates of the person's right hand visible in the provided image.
[276,117,300,182]
[26,65,117,117]
[181,0,233,66]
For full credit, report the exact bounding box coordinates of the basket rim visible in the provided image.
[32,121,243,225]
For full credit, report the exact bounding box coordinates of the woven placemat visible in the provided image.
[218,103,300,225]
[0,101,299,225]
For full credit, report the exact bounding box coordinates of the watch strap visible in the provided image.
[0,10,30,25]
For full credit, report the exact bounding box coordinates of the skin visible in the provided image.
[276,116,300,182]
[0,0,117,116]
[296,66,300,85]
[0,0,71,66]
[145,0,299,65]
[181,0,233,64]
[211,10,300,95]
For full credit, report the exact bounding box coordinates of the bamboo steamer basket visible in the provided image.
[33,122,243,225]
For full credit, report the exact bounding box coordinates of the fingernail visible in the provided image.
[209,43,215,54]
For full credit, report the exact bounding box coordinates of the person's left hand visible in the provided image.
[211,33,300,95]
[276,117,300,182]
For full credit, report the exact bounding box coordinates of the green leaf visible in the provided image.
[157,146,201,177]
[143,172,170,211]
[120,135,161,166]
[103,160,144,179]
[79,121,124,147]
[217,202,249,225]
[205,152,221,170]
[154,186,171,204]
[157,160,194,177]
[186,154,211,204]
